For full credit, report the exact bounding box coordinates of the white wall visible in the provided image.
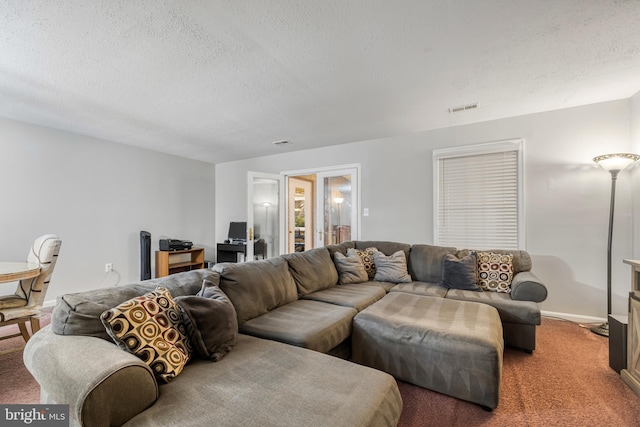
[216,99,635,320]
[0,118,216,304]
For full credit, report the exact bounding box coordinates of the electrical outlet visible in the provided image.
[105,263,113,272]
[363,208,369,217]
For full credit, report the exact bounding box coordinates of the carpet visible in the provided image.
[2,315,640,426]
[397,318,640,427]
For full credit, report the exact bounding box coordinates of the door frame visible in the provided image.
[282,164,361,247]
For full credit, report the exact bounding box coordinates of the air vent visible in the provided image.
[272,140,292,146]
[448,102,479,113]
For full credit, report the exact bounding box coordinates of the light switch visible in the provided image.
[363,208,369,217]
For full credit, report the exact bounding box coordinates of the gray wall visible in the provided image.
[216,99,636,320]
[0,118,216,303]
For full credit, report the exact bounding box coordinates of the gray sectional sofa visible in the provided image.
[24,240,547,426]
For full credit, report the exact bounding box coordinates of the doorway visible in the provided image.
[286,165,359,252]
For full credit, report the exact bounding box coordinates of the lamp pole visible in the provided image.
[591,153,639,337]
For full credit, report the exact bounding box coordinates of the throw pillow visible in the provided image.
[174,277,238,362]
[348,247,379,280]
[440,252,482,291]
[373,250,412,283]
[333,251,368,285]
[101,286,192,383]
[477,252,514,293]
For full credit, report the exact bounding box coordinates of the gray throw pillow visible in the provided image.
[373,250,412,283]
[440,252,482,291]
[175,276,238,361]
[333,251,368,285]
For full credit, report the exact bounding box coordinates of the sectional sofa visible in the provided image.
[24,240,547,426]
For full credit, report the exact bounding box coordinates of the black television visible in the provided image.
[228,221,247,242]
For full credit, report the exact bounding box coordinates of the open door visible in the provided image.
[247,172,284,260]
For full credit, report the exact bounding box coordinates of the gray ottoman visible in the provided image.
[352,292,504,409]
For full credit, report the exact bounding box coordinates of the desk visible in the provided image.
[0,262,40,283]
[217,241,266,263]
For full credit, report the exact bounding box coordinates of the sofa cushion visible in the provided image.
[282,248,338,296]
[100,286,191,383]
[238,300,356,353]
[373,251,412,283]
[348,247,379,280]
[214,257,298,325]
[409,244,458,283]
[333,251,368,285]
[355,241,411,259]
[440,252,482,291]
[325,241,356,257]
[174,277,238,362]
[125,334,403,427]
[476,252,514,293]
[51,270,210,340]
[363,280,396,292]
[445,289,541,325]
[301,283,386,312]
[389,281,449,298]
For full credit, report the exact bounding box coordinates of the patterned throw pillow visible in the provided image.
[101,286,192,382]
[347,247,379,280]
[477,252,514,293]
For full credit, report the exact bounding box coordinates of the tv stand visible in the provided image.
[155,247,204,278]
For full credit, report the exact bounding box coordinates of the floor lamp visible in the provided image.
[590,153,640,337]
[334,197,343,244]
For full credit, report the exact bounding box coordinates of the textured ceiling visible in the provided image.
[1,1,640,164]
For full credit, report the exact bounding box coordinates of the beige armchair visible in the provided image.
[0,234,62,343]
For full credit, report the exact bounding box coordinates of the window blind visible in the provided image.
[436,148,520,250]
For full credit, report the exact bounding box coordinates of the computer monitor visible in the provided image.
[228,221,247,242]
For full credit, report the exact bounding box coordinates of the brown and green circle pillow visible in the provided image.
[101,286,192,383]
[477,252,514,293]
[347,247,379,280]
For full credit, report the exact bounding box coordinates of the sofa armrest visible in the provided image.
[510,271,548,303]
[24,326,158,427]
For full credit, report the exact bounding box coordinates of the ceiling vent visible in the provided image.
[448,102,479,113]
[272,140,292,146]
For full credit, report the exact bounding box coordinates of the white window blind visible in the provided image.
[434,140,523,250]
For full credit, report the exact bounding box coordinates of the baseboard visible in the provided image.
[541,310,606,324]
[43,299,56,308]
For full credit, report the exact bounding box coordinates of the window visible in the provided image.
[433,139,524,250]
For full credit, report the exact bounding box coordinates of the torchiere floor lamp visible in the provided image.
[590,153,639,337]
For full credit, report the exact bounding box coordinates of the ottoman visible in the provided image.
[352,292,504,410]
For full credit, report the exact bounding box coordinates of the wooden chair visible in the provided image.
[0,234,61,343]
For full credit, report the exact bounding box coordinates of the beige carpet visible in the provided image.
[2,314,640,426]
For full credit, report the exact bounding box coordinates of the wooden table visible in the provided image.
[0,262,40,283]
